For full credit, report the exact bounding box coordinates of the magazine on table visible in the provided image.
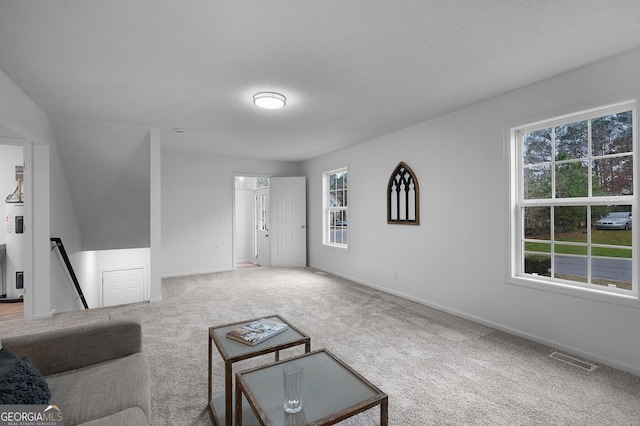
[226,318,289,346]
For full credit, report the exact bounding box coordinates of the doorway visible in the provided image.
[233,175,307,269]
[234,176,270,268]
[255,186,270,266]
[0,143,25,320]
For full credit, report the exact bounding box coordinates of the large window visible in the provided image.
[324,168,348,247]
[511,101,636,298]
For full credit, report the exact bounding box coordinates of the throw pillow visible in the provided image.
[0,345,19,376]
[0,347,51,404]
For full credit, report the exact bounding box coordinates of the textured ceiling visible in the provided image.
[1,1,640,161]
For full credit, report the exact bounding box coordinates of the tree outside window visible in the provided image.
[515,104,635,295]
[324,168,348,247]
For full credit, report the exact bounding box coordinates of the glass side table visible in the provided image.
[208,315,311,426]
[235,348,388,426]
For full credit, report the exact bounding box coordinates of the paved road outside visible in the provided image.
[554,254,631,283]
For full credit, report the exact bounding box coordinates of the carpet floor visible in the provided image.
[1,266,639,425]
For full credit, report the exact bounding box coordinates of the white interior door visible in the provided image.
[102,268,145,307]
[255,187,270,266]
[270,177,307,267]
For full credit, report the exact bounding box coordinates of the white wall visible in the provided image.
[301,48,640,374]
[48,122,84,315]
[51,117,151,251]
[0,68,82,319]
[149,129,161,303]
[161,151,297,277]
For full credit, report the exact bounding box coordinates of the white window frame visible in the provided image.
[509,100,638,305]
[323,167,348,249]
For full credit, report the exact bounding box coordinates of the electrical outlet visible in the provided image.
[213,244,219,250]
[393,271,398,280]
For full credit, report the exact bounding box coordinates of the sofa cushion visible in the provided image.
[78,407,148,426]
[1,320,143,376]
[0,347,51,404]
[46,353,150,425]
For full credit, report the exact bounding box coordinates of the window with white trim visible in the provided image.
[511,101,636,297]
[324,167,348,247]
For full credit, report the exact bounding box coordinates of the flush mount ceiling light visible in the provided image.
[253,92,286,109]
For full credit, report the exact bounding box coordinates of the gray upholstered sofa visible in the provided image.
[2,319,151,425]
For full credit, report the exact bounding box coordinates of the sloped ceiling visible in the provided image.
[50,117,150,250]
[1,1,640,250]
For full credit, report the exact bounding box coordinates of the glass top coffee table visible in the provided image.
[235,349,388,425]
[209,315,311,426]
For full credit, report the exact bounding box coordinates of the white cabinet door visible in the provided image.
[102,268,145,307]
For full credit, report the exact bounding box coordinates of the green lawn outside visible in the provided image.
[525,229,632,259]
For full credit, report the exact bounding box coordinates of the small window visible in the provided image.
[323,168,348,247]
[511,101,636,298]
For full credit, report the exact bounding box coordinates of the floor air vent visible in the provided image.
[549,351,598,371]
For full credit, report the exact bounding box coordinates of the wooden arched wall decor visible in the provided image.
[387,162,420,225]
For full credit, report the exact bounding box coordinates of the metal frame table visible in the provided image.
[235,349,388,426]
[208,315,311,426]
